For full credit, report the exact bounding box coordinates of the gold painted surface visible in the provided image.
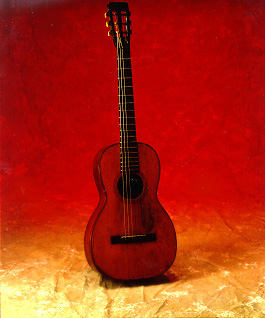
[1,202,265,317]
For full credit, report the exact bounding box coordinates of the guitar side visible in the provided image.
[84,147,107,271]
[84,142,177,280]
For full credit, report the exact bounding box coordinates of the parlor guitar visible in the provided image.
[84,2,177,280]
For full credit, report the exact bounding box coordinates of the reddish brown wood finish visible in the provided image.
[84,143,177,280]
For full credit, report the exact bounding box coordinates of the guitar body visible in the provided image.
[84,143,177,280]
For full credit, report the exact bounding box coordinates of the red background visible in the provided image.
[1,0,265,219]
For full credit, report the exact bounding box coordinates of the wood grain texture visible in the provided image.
[84,142,177,280]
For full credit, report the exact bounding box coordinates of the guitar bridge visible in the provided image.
[111,233,156,245]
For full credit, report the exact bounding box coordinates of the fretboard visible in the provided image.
[117,43,139,173]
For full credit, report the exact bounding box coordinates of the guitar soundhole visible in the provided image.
[117,173,144,199]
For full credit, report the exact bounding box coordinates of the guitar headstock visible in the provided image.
[105,2,132,48]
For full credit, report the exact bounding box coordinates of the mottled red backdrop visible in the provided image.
[1,0,265,217]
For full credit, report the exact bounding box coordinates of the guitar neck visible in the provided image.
[117,44,139,173]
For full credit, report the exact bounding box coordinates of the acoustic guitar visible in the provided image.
[84,2,177,280]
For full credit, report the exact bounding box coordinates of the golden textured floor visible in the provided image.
[1,201,265,317]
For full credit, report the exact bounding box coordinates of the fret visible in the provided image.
[117,56,131,61]
[120,116,135,119]
[120,123,136,126]
[120,149,138,153]
[120,136,136,140]
[120,161,139,163]
[120,134,136,138]
[121,138,138,143]
[119,89,134,96]
[120,136,137,139]
[119,114,135,119]
[121,166,139,169]
[120,133,136,135]
[118,85,133,89]
[119,98,134,103]
[121,136,136,142]
[121,140,137,144]
[120,132,137,136]
[120,117,135,123]
[119,81,133,86]
[119,112,135,115]
[119,107,135,112]
[120,125,136,128]
[118,83,133,87]
[119,102,135,105]
[121,165,139,168]
[121,157,139,160]
[120,140,137,143]
[120,149,138,152]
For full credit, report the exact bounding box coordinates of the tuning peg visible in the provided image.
[108,31,111,36]
[104,12,108,18]
[106,21,109,28]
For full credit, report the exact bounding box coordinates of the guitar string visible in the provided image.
[125,13,135,236]
[120,36,132,236]
[120,34,134,236]
[118,36,131,236]
[117,37,127,237]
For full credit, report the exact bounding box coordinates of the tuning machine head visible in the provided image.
[105,2,131,47]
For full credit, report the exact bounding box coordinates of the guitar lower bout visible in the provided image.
[84,143,177,280]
